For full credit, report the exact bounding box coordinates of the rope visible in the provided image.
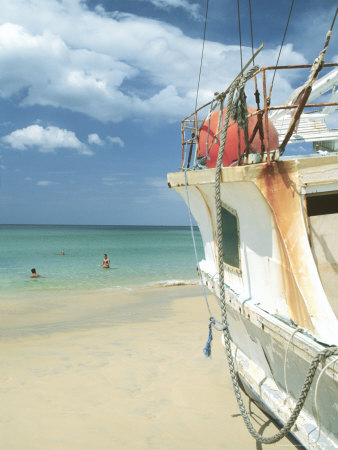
[268,0,295,103]
[183,169,226,358]
[283,326,303,399]
[236,0,243,71]
[194,0,210,112]
[205,100,214,160]
[183,170,211,314]
[248,0,255,65]
[312,355,338,443]
[279,7,337,154]
[214,67,338,444]
[203,317,229,357]
[231,66,258,160]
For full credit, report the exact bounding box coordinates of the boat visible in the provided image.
[167,7,338,449]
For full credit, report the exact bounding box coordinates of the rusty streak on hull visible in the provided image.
[255,161,313,330]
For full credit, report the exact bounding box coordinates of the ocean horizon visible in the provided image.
[0,224,204,298]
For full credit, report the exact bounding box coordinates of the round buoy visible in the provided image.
[198,106,279,167]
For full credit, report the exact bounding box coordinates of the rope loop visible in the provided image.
[203,316,229,357]
[210,316,229,332]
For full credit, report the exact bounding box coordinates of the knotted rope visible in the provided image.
[203,316,229,357]
[231,74,256,158]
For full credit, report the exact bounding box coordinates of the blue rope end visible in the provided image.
[203,319,213,357]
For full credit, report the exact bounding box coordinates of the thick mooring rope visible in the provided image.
[214,69,338,444]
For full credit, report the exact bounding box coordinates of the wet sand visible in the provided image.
[0,285,299,449]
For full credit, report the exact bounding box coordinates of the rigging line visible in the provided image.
[194,0,210,112]
[268,0,295,102]
[330,7,337,30]
[283,326,303,399]
[183,169,219,323]
[237,0,243,70]
[248,0,260,103]
[248,0,255,64]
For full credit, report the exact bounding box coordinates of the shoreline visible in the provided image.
[0,278,201,303]
[0,284,298,448]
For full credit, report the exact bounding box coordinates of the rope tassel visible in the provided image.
[203,318,214,357]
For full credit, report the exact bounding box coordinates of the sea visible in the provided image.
[0,224,204,299]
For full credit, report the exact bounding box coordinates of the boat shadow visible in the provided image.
[231,398,305,449]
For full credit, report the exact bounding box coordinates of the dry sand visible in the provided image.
[0,285,300,449]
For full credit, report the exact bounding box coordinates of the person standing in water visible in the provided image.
[30,268,41,278]
[100,254,110,268]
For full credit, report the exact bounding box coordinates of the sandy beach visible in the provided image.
[0,285,299,449]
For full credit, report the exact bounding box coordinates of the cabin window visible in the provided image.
[306,192,338,216]
[221,204,240,270]
[306,191,338,318]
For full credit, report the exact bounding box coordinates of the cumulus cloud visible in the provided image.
[88,133,104,145]
[141,0,201,20]
[0,0,312,124]
[2,125,92,155]
[107,136,125,147]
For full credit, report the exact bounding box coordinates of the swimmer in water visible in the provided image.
[100,253,110,268]
[30,268,41,278]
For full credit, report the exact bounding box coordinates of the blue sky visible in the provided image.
[0,0,337,225]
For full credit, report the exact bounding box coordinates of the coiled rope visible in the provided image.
[214,68,338,444]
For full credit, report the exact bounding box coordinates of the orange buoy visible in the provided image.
[198,106,279,167]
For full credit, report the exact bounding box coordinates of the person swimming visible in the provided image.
[100,253,110,268]
[30,268,41,278]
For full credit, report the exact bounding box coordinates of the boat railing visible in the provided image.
[181,62,338,169]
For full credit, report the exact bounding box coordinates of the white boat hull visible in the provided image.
[168,155,338,448]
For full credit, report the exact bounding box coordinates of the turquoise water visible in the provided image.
[0,225,204,297]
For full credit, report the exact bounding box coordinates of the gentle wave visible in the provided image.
[146,279,200,288]
[99,286,134,291]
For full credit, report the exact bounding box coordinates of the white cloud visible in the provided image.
[88,133,104,145]
[141,0,201,20]
[0,0,313,124]
[107,136,125,147]
[36,180,53,186]
[25,177,32,181]
[2,125,92,155]
[101,176,133,186]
